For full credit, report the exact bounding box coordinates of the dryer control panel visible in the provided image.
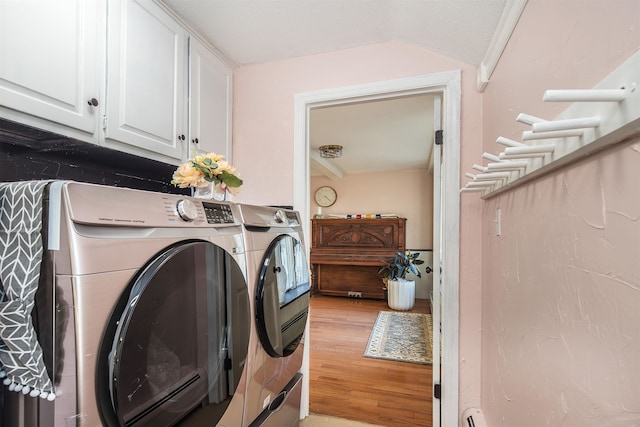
[239,204,301,228]
[285,211,300,225]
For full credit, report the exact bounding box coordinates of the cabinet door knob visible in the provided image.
[87,98,99,107]
[192,138,199,144]
[178,134,185,141]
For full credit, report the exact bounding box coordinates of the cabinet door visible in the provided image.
[0,0,102,136]
[189,38,232,160]
[105,0,187,163]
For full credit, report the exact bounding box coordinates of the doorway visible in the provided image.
[293,71,461,426]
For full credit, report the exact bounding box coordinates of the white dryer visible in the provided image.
[237,204,310,427]
[1,181,250,427]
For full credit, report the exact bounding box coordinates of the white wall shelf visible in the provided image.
[462,49,640,198]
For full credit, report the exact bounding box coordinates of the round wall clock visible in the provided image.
[314,186,337,207]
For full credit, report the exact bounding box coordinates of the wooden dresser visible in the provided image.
[310,217,407,299]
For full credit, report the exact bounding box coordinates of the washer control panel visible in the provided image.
[63,182,242,228]
[202,202,235,224]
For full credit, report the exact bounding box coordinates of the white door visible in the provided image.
[0,0,102,135]
[431,94,443,427]
[189,38,233,160]
[105,0,188,162]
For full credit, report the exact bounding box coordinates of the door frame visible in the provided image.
[293,70,461,426]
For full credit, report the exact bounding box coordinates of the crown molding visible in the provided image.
[477,0,528,92]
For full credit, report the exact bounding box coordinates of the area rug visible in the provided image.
[364,311,433,365]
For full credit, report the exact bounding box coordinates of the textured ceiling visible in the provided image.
[309,94,436,177]
[161,0,508,177]
[163,0,507,67]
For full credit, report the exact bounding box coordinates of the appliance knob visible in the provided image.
[176,199,198,222]
[274,209,286,224]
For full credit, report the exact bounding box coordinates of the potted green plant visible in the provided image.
[378,251,424,310]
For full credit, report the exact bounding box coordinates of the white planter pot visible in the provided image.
[387,279,415,311]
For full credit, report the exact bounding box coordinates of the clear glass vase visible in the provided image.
[192,182,226,201]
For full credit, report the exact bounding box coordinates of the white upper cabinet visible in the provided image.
[189,37,233,160]
[0,0,103,137]
[0,0,232,166]
[105,0,188,162]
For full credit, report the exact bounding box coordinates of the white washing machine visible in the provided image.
[1,181,251,427]
[237,204,310,427]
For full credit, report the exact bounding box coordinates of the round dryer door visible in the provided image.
[256,234,311,358]
[96,241,250,427]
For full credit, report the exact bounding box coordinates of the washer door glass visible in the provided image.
[97,241,249,427]
[256,234,310,358]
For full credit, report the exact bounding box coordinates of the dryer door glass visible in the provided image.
[97,241,250,427]
[256,235,311,358]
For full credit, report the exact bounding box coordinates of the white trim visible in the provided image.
[431,94,443,427]
[477,0,528,92]
[440,71,461,427]
[309,151,344,180]
[293,71,461,426]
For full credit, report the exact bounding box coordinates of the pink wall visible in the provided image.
[479,1,640,425]
[481,138,640,426]
[233,41,478,205]
[233,41,485,414]
[482,0,640,148]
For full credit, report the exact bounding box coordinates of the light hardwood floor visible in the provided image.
[307,295,433,427]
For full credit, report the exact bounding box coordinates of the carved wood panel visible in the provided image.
[310,218,406,299]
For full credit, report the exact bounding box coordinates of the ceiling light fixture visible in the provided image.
[319,144,343,159]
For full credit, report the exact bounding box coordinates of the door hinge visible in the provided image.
[102,115,108,132]
[434,383,441,399]
[435,129,443,145]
